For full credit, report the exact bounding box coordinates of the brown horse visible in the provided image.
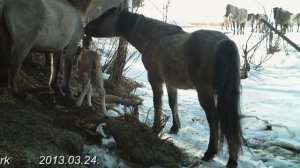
[0,0,96,99]
[76,36,107,115]
[85,5,242,167]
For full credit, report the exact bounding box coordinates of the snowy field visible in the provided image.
[86,26,300,168]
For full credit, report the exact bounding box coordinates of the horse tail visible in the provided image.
[213,39,242,153]
[0,2,11,87]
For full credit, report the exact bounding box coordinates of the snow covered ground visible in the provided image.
[85,26,300,167]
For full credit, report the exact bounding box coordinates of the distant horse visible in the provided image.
[85,5,242,167]
[247,13,256,32]
[0,0,96,99]
[291,13,300,32]
[255,14,268,33]
[221,14,233,31]
[273,7,293,34]
[225,4,248,35]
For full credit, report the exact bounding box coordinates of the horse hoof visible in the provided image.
[50,84,65,96]
[62,87,73,99]
[201,151,215,161]
[75,102,81,107]
[14,90,32,101]
[169,126,179,134]
[226,158,237,168]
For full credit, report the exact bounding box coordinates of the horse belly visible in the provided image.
[158,36,194,89]
[33,1,83,51]
[162,69,194,90]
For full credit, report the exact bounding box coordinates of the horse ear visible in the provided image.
[116,3,124,15]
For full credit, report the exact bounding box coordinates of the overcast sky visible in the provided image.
[139,0,300,24]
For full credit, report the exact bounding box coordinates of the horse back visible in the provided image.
[35,0,84,50]
[150,30,228,89]
[292,13,300,23]
[3,0,44,39]
[3,0,83,51]
[77,49,101,82]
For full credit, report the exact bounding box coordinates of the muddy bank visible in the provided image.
[0,101,84,168]
[0,55,184,167]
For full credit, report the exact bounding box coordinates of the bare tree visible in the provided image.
[163,0,171,23]
[108,0,132,88]
[241,31,271,78]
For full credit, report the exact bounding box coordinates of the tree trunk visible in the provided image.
[108,38,128,87]
[108,0,132,87]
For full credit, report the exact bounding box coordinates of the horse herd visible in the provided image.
[223,4,300,35]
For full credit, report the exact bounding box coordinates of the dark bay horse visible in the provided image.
[273,7,293,34]
[249,13,268,33]
[85,5,242,167]
[255,14,268,33]
[225,4,248,35]
[0,0,95,99]
[247,13,256,32]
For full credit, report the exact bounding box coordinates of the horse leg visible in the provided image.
[166,84,180,133]
[148,72,163,132]
[0,26,10,90]
[44,53,52,66]
[241,23,245,35]
[232,22,236,35]
[226,135,239,167]
[76,75,90,107]
[49,51,63,94]
[8,46,32,99]
[197,87,218,161]
[96,82,108,116]
[62,44,77,98]
[87,85,92,107]
[0,60,8,89]
[237,23,240,35]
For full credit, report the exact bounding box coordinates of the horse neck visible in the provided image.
[116,12,153,53]
[120,13,183,54]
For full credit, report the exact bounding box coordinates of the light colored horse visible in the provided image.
[85,5,242,167]
[76,37,107,115]
[225,4,248,35]
[221,14,233,31]
[291,13,300,32]
[0,0,96,99]
[273,7,293,34]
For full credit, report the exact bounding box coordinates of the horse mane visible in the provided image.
[117,8,141,35]
[68,0,92,14]
[141,18,184,36]
[116,8,184,39]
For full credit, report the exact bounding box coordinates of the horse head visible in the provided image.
[247,13,255,22]
[84,4,125,37]
[273,7,282,20]
[225,4,232,17]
